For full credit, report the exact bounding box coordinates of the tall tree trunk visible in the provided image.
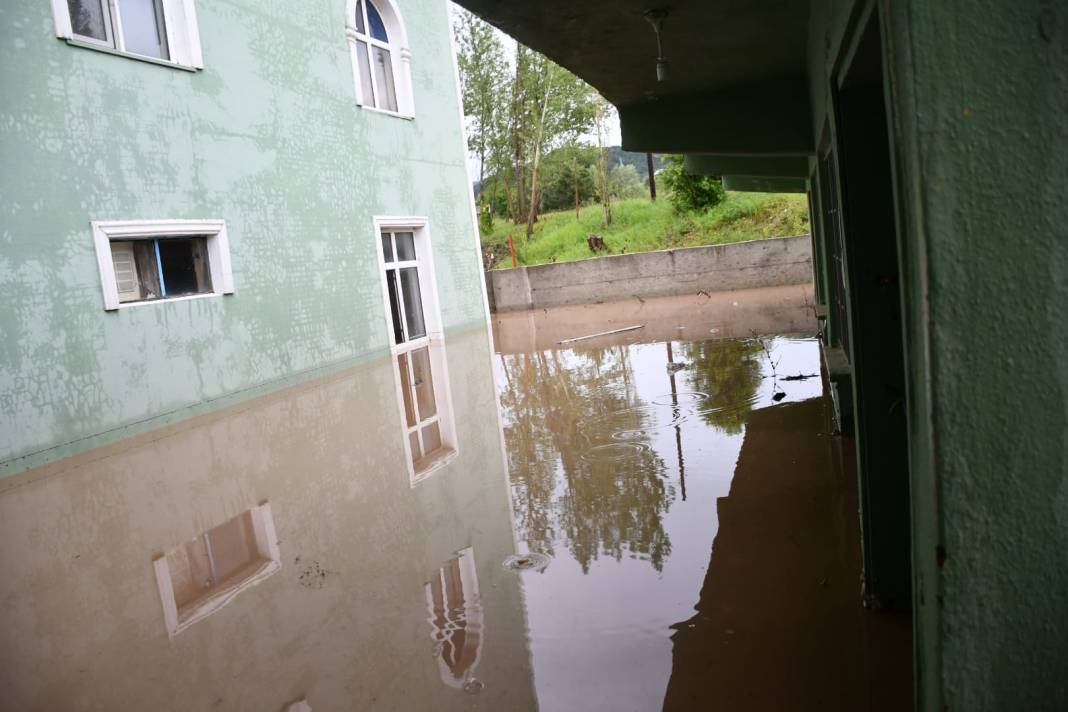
[573,150,580,219]
[646,152,657,201]
[477,112,486,198]
[503,166,514,222]
[597,105,612,227]
[525,72,555,239]
[512,50,525,224]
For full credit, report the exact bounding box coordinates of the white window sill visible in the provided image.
[64,37,199,72]
[115,292,224,310]
[357,104,414,121]
[411,447,458,487]
[172,559,280,636]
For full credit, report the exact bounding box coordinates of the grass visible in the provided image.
[481,192,810,268]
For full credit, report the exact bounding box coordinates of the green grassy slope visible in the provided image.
[481,192,810,268]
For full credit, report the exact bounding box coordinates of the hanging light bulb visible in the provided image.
[645,9,670,82]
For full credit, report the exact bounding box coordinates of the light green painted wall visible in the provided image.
[0,0,485,476]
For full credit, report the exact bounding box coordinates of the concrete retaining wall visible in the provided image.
[485,235,813,312]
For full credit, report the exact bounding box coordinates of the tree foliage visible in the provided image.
[660,154,726,213]
[453,8,601,233]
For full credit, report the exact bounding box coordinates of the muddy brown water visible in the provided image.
[492,289,911,712]
[0,287,910,710]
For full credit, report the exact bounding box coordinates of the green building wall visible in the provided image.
[0,0,486,478]
[808,1,1068,708]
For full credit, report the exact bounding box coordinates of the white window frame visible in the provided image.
[50,0,204,69]
[374,216,458,485]
[153,501,281,638]
[425,547,483,689]
[91,218,234,311]
[345,0,415,118]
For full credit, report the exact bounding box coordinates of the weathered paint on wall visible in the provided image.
[0,0,485,477]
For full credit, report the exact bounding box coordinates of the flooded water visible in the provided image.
[0,286,910,711]
[492,287,911,711]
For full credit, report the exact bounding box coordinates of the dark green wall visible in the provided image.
[882,1,1068,708]
[811,0,1068,708]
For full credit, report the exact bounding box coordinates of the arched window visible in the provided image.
[346,0,413,117]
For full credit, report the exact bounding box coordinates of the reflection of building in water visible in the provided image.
[426,548,483,689]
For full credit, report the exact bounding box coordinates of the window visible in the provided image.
[346,0,414,117]
[376,218,457,482]
[51,0,203,68]
[153,502,280,637]
[91,219,233,310]
[425,548,483,691]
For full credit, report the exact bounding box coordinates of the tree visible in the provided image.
[540,144,596,213]
[660,153,726,213]
[453,8,506,199]
[593,97,614,226]
[609,164,644,200]
[521,57,596,237]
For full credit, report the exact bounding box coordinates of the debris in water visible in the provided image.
[503,552,552,572]
[558,324,644,344]
[462,678,484,695]
[666,362,686,373]
[772,391,786,402]
[783,373,818,381]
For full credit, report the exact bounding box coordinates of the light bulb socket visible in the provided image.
[656,59,670,82]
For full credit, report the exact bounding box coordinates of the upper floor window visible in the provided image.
[376,218,456,483]
[51,0,203,68]
[346,0,414,117]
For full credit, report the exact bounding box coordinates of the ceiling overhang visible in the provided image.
[452,1,813,154]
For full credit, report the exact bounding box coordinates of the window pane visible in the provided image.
[372,46,398,112]
[158,238,208,296]
[354,0,366,33]
[385,269,404,343]
[411,346,437,421]
[366,0,389,42]
[397,353,416,428]
[409,431,422,464]
[421,421,442,455]
[356,41,375,106]
[394,232,415,261]
[132,241,162,299]
[381,233,394,262]
[399,268,426,340]
[118,0,169,60]
[166,537,212,610]
[206,511,258,583]
[67,0,108,41]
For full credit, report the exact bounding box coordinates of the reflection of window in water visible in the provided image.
[425,548,482,689]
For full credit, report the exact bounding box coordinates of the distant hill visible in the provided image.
[605,147,662,174]
[474,146,661,192]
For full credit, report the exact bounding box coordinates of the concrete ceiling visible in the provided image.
[452,0,810,108]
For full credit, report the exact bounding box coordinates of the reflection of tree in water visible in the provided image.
[681,338,764,435]
[497,346,673,573]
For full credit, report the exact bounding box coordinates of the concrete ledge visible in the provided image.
[486,235,813,312]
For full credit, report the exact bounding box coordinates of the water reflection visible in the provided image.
[494,314,828,710]
[426,548,483,691]
[499,347,672,573]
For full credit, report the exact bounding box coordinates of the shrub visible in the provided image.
[660,154,725,213]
